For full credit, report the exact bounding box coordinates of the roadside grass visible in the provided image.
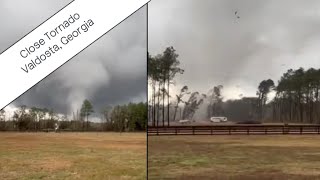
[148,135,320,180]
[0,132,146,180]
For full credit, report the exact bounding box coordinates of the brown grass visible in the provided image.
[0,132,146,180]
[148,135,320,180]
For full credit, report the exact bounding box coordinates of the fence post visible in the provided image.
[192,126,195,135]
[211,127,213,135]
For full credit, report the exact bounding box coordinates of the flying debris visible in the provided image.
[235,11,240,19]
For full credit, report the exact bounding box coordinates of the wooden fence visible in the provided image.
[148,124,320,136]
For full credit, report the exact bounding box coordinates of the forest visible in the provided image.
[0,100,147,132]
[148,46,320,126]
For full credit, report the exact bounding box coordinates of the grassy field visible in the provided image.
[148,135,320,180]
[0,132,146,180]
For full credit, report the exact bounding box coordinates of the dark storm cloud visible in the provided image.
[1,0,146,114]
[92,75,146,110]
[149,0,320,99]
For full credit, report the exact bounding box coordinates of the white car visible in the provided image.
[210,117,227,123]
[179,119,191,124]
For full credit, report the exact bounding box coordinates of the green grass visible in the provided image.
[148,135,320,179]
[0,132,146,180]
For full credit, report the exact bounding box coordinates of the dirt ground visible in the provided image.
[148,135,320,180]
[0,132,146,180]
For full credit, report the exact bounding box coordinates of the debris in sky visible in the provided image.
[235,11,240,18]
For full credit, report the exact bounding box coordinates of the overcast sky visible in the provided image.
[1,0,146,116]
[149,0,320,100]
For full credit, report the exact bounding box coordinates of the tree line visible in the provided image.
[148,47,184,126]
[0,100,147,132]
[272,68,320,123]
[148,46,320,126]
